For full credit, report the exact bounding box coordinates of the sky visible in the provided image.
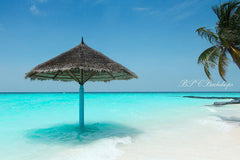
[0,0,239,92]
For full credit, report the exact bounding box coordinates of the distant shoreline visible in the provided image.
[183,96,240,100]
[184,96,240,106]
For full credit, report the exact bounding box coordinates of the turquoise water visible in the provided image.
[1,92,240,160]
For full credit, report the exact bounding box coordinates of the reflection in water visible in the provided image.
[25,123,141,145]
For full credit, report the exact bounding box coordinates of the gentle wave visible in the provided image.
[50,137,132,160]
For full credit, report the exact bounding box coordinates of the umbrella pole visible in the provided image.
[79,84,84,127]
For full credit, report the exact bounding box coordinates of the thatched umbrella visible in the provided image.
[25,38,138,127]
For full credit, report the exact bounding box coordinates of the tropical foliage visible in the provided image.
[196,0,240,81]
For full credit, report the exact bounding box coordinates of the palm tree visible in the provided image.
[196,0,240,81]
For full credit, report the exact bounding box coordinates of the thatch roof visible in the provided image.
[25,38,138,84]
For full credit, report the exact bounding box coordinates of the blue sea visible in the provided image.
[1,92,240,160]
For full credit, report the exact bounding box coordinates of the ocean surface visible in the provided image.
[1,92,240,160]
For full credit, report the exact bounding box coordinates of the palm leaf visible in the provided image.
[213,1,240,23]
[229,46,240,69]
[198,46,220,80]
[197,1,240,81]
[198,46,217,64]
[196,27,218,44]
[204,62,212,80]
[218,52,229,81]
[212,3,228,21]
[214,1,240,37]
[226,0,240,17]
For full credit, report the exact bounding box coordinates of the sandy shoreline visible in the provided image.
[118,104,240,160]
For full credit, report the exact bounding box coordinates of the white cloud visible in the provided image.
[167,0,199,14]
[132,0,201,21]
[165,0,199,20]
[29,0,48,15]
[30,5,40,15]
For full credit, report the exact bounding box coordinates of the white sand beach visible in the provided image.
[118,104,240,160]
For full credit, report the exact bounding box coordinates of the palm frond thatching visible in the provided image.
[25,40,138,83]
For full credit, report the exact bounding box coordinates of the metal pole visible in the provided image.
[79,84,84,127]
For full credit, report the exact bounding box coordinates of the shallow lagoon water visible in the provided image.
[1,92,240,160]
